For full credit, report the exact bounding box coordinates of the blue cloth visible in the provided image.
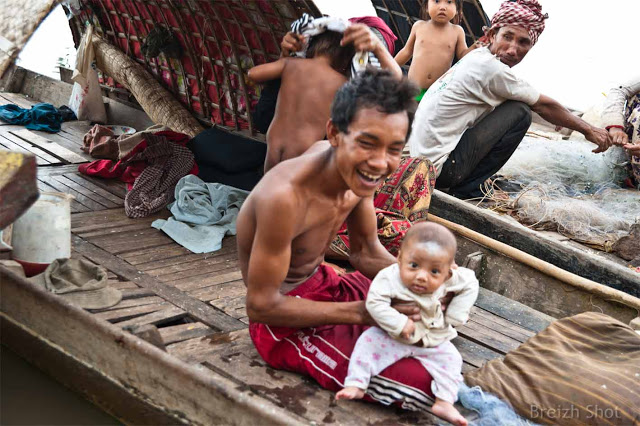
[458,383,537,426]
[0,103,62,132]
[151,174,249,253]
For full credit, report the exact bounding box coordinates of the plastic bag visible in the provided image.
[68,25,107,123]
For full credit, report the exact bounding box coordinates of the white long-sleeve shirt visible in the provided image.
[601,75,640,128]
[365,263,479,347]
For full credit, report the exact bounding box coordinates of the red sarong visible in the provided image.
[249,265,436,411]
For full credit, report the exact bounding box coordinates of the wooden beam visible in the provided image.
[71,235,246,333]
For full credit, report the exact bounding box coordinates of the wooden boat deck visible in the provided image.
[1,92,556,424]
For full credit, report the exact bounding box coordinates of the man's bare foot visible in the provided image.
[432,399,467,426]
[335,386,365,400]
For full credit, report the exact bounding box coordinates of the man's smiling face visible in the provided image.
[329,106,408,197]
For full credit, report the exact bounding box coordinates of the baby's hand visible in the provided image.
[401,319,415,339]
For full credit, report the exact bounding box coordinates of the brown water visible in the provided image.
[1,345,120,425]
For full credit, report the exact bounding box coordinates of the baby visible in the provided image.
[394,0,470,100]
[336,222,478,426]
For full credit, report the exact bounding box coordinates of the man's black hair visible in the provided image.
[330,67,419,140]
[306,31,355,78]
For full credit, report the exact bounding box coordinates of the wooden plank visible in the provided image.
[116,306,186,328]
[137,243,237,272]
[158,323,214,345]
[72,235,246,332]
[457,320,522,355]
[123,244,192,265]
[475,287,553,333]
[36,179,90,213]
[0,92,33,108]
[171,270,244,292]
[0,139,47,166]
[93,296,166,311]
[51,175,121,208]
[186,279,246,303]
[73,173,128,199]
[60,120,94,139]
[76,221,158,238]
[1,133,60,164]
[99,235,175,255]
[83,225,162,242]
[452,336,502,368]
[120,287,157,299]
[37,164,84,176]
[10,129,87,163]
[106,279,139,290]
[61,173,124,205]
[155,259,239,283]
[40,175,108,211]
[469,306,535,343]
[92,302,171,323]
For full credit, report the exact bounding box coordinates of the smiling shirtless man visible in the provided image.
[237,69,442,410]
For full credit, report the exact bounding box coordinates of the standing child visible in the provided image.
[247,30,354,173]
[394,0,470,100]
[335,222,478,426]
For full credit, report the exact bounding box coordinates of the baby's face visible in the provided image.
[398,241,453,295]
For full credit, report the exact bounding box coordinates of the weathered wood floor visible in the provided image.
[2,92,553,424]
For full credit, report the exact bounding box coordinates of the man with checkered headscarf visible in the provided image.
[409,0,615,199]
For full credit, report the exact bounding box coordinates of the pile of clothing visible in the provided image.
[79,125,198,218]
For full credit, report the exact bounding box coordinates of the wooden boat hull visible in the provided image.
[431,190,640,298]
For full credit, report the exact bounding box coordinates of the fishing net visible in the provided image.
[490,135,640,252]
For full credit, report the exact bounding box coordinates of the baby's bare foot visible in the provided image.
[432,399,467,426]
[335,386,365,400]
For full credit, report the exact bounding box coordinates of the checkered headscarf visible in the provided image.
[482,0,549,46]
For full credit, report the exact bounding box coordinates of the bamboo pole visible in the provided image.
[428,213,640,312]
[91,34,204,138]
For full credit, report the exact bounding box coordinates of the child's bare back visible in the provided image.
[266,57,346,171]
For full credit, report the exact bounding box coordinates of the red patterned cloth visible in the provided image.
[330,157,436,257]
[78,130,198,192]
[479,0,548,46]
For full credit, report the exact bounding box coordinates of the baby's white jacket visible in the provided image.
[366,263,479,347]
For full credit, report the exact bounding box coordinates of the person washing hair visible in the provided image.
[408,0,615,199]
[394,0,470,101]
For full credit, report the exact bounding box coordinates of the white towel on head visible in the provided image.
[288,13,377,77]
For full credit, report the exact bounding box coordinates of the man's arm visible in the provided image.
[247,58,287,84]
[345,197,396,279]
[245,192,368,327]
[532,94,613,153]
[394,23,418,66]
[341,24,403,79]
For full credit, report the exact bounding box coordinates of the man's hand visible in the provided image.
[440,291,455,313]
[585,125,613,153]
[391,300,421,322]
[341,24,383,54]
[280,32,305,57]
[609,127,629,146]
[401,318,415,339]
[624,142,640,156]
